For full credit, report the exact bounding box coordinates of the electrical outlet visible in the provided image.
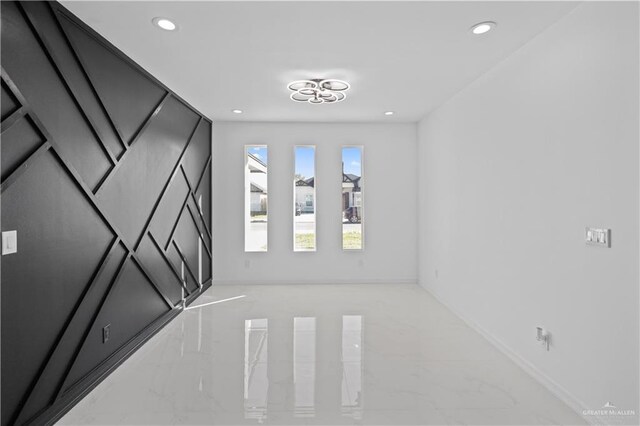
[103,324,111,343]
[245,259,251,268]
[585,227,611,247]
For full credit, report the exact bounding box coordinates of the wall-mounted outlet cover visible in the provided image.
[103,324,111,343]
[2,230,17,255]
[585,227,611,248]
[536,326,550,351]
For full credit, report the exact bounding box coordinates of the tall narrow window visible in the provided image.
[245,146,268,252]
[342,147,363,250]
[294,146,316,251]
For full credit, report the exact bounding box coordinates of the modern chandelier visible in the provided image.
[287,79,350,104]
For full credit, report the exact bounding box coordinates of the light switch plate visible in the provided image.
[585,227,611,248]
[2,230,17,255]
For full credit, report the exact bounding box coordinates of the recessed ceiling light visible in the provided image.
[471,21,496,35]
[232,109,243,114]
[384,111,394,116]
[152,17,177,31]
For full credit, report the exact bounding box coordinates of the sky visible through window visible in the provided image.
[295,147,314,179]
[342,147,361,176]
[250,146,268,164]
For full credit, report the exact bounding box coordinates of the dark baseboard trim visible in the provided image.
[30,279,212,426]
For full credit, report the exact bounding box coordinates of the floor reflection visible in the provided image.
[59,284,587,425]
[244,319,268,421]
[341,315,362,419]
[294,317,316,417]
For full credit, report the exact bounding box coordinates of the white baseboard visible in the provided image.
[421,284,597,426]
[212,278,417,286]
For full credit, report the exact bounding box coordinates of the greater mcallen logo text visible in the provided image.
[582,402,636,417]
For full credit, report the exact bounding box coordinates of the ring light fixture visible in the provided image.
[288,79,350,104]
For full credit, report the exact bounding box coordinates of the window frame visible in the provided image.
[245,145,269,252]
[341,145,364,251]
[293,145,317,252]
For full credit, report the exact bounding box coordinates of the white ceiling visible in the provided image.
[61,1,579,123]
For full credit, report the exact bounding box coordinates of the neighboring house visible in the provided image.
[342,173,362,210]
[295,177,315,213]
[248,153,267,215]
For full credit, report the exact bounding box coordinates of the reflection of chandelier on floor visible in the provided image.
[288,79,350,104]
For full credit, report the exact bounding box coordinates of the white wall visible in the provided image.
[213,122,417,285]
[418,2,639,421]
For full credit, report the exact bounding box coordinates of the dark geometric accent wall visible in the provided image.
[0,2,213,425]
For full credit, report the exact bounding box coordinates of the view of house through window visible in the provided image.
[245,146,268,252]
[294,146,316,251]
[342,147,363,250]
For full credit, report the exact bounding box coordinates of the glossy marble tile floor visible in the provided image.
[59,284,586,425]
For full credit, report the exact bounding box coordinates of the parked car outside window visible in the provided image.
[343,206,361,223]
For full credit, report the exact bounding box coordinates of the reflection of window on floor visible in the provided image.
[245,146,268,252]
[342,147,363,250]
[244,319,268,420]
[294,317,316,417]
[342,315,363,418]
[294,146,316,251]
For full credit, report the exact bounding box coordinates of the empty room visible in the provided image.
[0,1,638,425]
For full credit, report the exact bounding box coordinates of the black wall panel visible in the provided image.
[58,13,169,145]
[137,235,184,306]
[150,169,191,248]
[1,81,19,119]
[1,1,112,191]
[17,241,128,423]
[0,116,44,181]
[196,161,213,232]
[97,95,200,247]
[1,150,115,426]
[21,1,126,159]
[167,244,200,294]
[0,2,213,425]
[63,258,170,391]
[182,119,213,189]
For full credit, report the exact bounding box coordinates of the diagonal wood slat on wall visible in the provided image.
[1,71,177,425]
[0,2,213,425]
[57,12,169,147]
[96,95,200,248]
[1,149,116,426]
[1,1,112,192]
[21,1,126,160]
[0,115,45,182]
[1,80,20,119]
[14,238,125,424]
[62,257,172,392]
